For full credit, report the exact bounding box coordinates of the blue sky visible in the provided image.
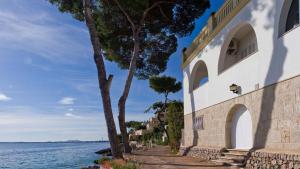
[0,0,223,142]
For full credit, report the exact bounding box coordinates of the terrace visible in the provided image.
[182,0,251,68]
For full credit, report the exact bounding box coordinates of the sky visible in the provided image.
[0,0,223,142]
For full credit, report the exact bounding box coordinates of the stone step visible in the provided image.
[219,155,245,162]
[222,152,248,158]
[212,159,244,167]
[225,149,250,156]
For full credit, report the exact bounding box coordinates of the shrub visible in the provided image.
[111,161,140,169]
[167,101,184,151]
[94,157,111,164]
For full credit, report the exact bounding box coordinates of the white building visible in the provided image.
[181,0,300,167]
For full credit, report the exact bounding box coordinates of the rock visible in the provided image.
[294,163,300,169]
[281,164,286,169]
[288,162,294,169]
[81,165,100,169]
[95,148,111,155]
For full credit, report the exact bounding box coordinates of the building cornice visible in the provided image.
[182,0,251,69]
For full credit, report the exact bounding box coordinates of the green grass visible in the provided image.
[111,162,140,169]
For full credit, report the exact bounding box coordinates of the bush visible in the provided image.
[95,158,140,169]
[141,130,153,144]
[94,157,111,164]
[111,161,140,169]
[167,101,184,151]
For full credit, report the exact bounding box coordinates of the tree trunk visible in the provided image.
[118,33,140,153]
[83,0,122,159]
[157,111,170,142]
[162,93,170,142]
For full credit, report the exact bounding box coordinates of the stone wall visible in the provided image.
[179,146,223,160]
[246,151,300,169]
[182,75,300,151]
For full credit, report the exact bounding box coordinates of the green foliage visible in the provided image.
[111,162,140,169]
[152,127,168,144]
[48,0,210,79]
[141,130,153,144]
[95,158,140,169]
[49,0,84,20]
[167,101,184,151]
[129,135,142,142]
[144,101,164,114]
[149,76,182,96]
[94,157,111,164]
[95,0,210,79]
[125,121,146,131]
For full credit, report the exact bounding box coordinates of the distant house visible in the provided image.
[146,117,159,131]
[181,0,300,167]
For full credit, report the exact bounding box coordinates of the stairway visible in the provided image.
[212,149,250,168]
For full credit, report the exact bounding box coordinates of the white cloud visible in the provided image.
[0,9,91,64]
[68,108,74,112]
[0,93,12,101]
[59,97,75,105]
[65,113,81,119]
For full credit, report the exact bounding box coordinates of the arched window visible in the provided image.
[190,61,209,92]
[218,24,258,74]
[279,0,300,36]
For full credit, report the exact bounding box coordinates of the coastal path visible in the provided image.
[125,145,238,169]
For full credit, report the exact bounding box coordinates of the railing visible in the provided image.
[182,0,250,66]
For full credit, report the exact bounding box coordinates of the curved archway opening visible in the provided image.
[218,24,258,74]
[279,0,299,36]
[190,60,209,92]
[225,104,253,149]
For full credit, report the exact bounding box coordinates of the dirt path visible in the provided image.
[126,146,236,169]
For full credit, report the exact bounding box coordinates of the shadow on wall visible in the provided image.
[253,0,287,149]
[183,66,198,153]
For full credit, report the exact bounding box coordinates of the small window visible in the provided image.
[286,0,299,32]
[193,116,204,130]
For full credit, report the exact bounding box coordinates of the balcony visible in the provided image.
[182,0,251,68]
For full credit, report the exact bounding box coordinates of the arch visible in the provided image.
[225,104,253,149]
[218,23,258,74]
[189,60,209,92]
[279,0,299,36]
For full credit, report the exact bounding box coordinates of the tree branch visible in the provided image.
[106,74,114,90]
[159,5,171,21]
[112,0,136,31]
[139,1,174,27]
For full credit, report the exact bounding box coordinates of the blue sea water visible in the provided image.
[0,142,109,169]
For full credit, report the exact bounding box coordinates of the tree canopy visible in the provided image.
[125,121,146,131]
[149,75,182,97]
[49,0,210,79]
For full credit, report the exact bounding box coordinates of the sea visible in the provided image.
[0,142,109,169]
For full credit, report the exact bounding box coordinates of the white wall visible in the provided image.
[184,0,300,115]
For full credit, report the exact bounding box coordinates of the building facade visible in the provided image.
[181,0,300,167]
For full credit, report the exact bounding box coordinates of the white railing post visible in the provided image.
[207,13,217,33]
